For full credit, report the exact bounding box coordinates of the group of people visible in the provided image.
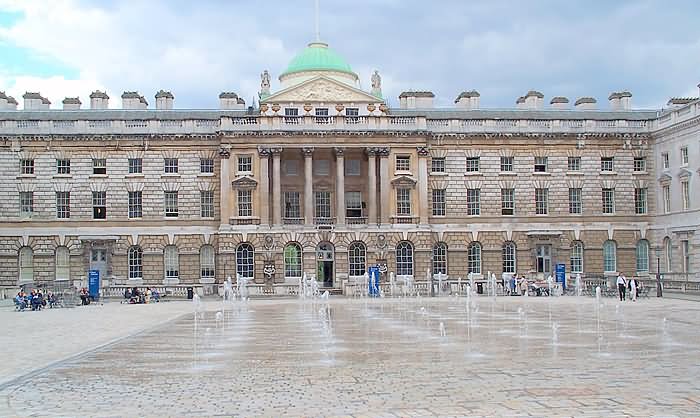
[506,275,532,296]
[616,272,642,302]
[123,287,159,304]
[14,289,58,311]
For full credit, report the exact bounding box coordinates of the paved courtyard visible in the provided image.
[1,296,699,417]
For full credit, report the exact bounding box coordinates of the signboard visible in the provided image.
[555,263,566,291]
[367,266,380,296]
[88,269,100,300]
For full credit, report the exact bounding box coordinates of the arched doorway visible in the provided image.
[316,241,334,287]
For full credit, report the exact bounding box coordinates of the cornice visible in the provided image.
[651,114,700,138]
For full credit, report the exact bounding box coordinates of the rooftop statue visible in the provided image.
[259,70,271,98]
[371,70,382,98]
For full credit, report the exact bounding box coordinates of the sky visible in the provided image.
[1,0,699,110]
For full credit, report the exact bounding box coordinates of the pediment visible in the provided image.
[677,168,693,179]
[391,175,417,188]
[261,76,382,104]
[658,173,672,184]
[231,176,258,189]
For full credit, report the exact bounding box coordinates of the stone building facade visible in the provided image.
[0,42,697,293]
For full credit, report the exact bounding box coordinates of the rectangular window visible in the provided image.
[501,188,514,215]
[535,188,548,214]
[396,188,411,216]
[56,192,70,219]
[345,191,362,218]
[534,156,548,172]
[431,157,445,173]
[570,244,583,274]
[345,159,361,176]
[681,147,689,165]
[92,191,106,219]
[200,191,214,218]
[128,158,142,174]
[200,158,214,173]
[314,160,330,176]
[500,156,513,172]
[600,157,614,172]
[92,158,106,175]
[237,155,252,173]
[56,159,70,174]
[662,153,669,169]
[682,240,690,273]
[284,108,299,124]
[466,157,480,172]
[633,157,646,172]
[164,158,178,174]
[602,188,615,214]
[432,189,445,216]
[681,181,690,210]
[20,159,34,175]
[284,192,301,218]
[663,185,671,213]
[237,190,251,217]
[314,191,331,218]
[284,160,298,176]
[567,156,581,171]
[346,107,360,123]
[315,108,329,123]
[395,155,410,171]
[569,188,582,214]
[467,189,480,215]
[164,191,178,217]
[284,108,299,116]
[635,188,647,214]
[128,191,142,219]
[19,192,33,215]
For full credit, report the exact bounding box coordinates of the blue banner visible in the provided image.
[88,270,100,300]
[555,263,566,291]
[368,266,380,296]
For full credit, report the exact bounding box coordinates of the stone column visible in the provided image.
[303,147,314,225]
[257,147,271,226]
[366,147,377,225]
[271,148,282,225]
[378,147,391,224]
[218,147,231,226]
[417,146,430,224]
[335,147,346,225]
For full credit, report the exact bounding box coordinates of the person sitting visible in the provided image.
[130,287,141,304]
[151,289,160,302]
[123,288,132,304]
[47,292,58,308]
[31,291,41,311]
[14,293,27,311]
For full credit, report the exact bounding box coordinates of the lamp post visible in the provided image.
[655,246,663,297]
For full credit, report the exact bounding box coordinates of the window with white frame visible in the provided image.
[315,107,329,123]
[467,189,480,215]
[19,192,33,216]
[128,246,142,279]
[502,241,516,274]
[284,192,300,218]
[236,243,254,279]
[534,156,548,172]
[468,242,481,274]
[93,158,106,175]
[431,157,445,173]
[19,247,33,283]
[603,240,617,273]
[55,246,70,281]
[284,243,302,278]
[284,160,298,176]
[345,191,362,218]
[200,245,215,279]
[20,159,34,175]
[345,108,359,122]
[600,157,614,172]
[535,188,548,215]
[432,242,447,275]
[164,158,178,174]
[345,159,361,176]
[682,239,690,273]
[128,191,142,219]
[636,240,649,272]
[602,188,615,214]
[633,157,646,172]
[567,156,581,171]
[569,188,582,214]
[200,158,214,173]
[432,189,445,216]
[56,159,70,174]
[570,241,583,273]
[635,188,647,214]
[348,241,366,277]
[315,191,331,218]
[396,188,411,216]
[164,245,179,280]
[662,153,669,169]
[681,147,689,166]
[501,188,514,215]
[128,158,142,174]
[396,241,414,276]
[200,191,214,218]
[237,155,252,173]
[500,156,514,172]
[466,157,480,172]
[56,192,70,219]
[314,160,330,176]
[92,191,106,219]
[681,180,690,210]
[664,236,673,272]
[164,191,178,217]
[395,155,410,171]
[237,190,251,217]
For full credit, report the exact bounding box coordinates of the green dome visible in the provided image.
[281,42,355,77]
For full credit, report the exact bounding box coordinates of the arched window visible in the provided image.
[164,245,179,280]
[348,242,366,277]
[236,243,254,279]
[396,241,414,276]
[502,241,516,274]
[19,247,33,284]
[432,242,447,275]
[603,240,617,273]
[55,246,70,281]
[284,243,302,278]
[200,245,215,279]
[570,241,583,274]
[468,242,481,274]
[664,236,672,272]
[636,239,649,272]
[128,246,143,279]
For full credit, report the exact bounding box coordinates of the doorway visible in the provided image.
[536,245,551,275]
[90,249,107,281]
[316,242,334,287]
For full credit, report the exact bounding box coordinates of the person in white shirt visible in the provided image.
[616,273,627,301]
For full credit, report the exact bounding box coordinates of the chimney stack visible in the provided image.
[6,96,17,110]
[89,91,109,109]
[608,91,632,110]
[0,91,7,109]
[515,96,525,109]
[550,96,569,110]
[219,92,244,109]
[574,97,597,110]
[523,90,544,110]
[398,91,435,109]
[454,90,480,109]
[155,90,174,110]
[22,92,50,110]
[122,91,147,109]
[62,97,82,110]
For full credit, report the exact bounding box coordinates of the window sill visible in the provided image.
[16,174,36,179]
[236,171,253,177]
[162,173,181,178]
[89,174,108,179]
[633,171,647,175]
[566,171,584,176]
[53,174,72,179]
[463,172,482,176]
[198,172,215,177]
[394,170,413,176]
[125,173,144,178]
[600,171,617,176]
[498,172,517,176]
[430,172,448,176]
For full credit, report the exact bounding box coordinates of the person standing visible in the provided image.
[629,277,638,302]
[617,272,627,301]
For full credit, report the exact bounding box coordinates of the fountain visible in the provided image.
[436,272,446,297]
[468,272,474,296]
[595,286,601,305]
[237,273,249,301]
[389,271,396,297]
[456,276,462,296]
[439,321,446,338]
[362,272,370,298]
[546,275,554,297]
[575,273,583,296]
